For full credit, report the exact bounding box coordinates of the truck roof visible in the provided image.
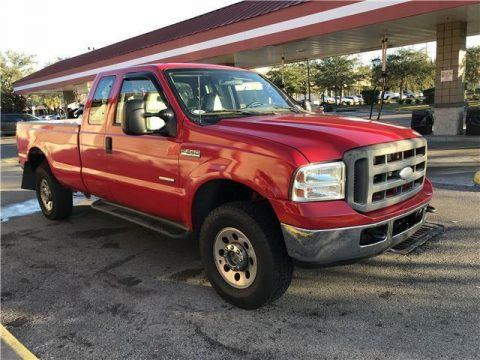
[96,62,245,78]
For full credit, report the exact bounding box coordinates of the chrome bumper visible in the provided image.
[281,204,428,265]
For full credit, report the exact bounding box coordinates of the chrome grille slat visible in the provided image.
[344,138,427,212]
[371,171,425,192]
[371,156,426,175]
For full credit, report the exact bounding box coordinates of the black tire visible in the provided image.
[199,201,293,309]
[35,162,73,220]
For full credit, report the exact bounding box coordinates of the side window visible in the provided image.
[114,77,167,125]
[88,76,115,125]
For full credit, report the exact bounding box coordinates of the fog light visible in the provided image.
[360,225,388,246]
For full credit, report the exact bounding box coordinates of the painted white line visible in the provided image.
[0,195,89,222]
[1,199,41,222]
[14,0,409,91]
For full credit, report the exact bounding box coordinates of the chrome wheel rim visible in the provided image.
[40,179,53,211]
[213,227,257,289]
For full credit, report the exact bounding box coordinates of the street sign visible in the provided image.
[441,69,453,82]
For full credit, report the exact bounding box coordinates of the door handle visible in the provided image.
[105,136,112,154]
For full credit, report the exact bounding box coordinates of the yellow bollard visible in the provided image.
[474,171,480,186]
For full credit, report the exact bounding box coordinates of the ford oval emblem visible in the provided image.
[399,166,414,180]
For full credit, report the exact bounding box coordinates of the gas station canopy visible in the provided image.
[13,0,480,94]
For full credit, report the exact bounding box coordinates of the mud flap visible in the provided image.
[21,162,36,190]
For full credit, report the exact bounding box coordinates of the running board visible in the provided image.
[91,200,189,239]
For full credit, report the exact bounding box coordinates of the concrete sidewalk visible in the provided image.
[427,147,479,189]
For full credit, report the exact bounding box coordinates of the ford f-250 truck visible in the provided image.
[16,63,433,309]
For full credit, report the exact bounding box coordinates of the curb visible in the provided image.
[424,135,480,144]
[431,182,479,192]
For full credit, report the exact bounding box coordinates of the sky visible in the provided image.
[0,0,479,69]
[0,0,239,67]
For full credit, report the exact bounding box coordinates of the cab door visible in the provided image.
[104,72,181,222]
[79,75,116,200]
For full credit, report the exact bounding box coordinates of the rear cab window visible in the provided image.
[88,76,116,125]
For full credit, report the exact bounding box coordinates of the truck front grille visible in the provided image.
[344,138,427,212]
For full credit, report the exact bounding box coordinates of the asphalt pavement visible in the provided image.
[1,136,479,359]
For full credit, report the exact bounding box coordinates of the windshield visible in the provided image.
[166,68,299,123]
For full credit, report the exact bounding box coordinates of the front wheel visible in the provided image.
[35,162,73,220]
[199,202,293,309]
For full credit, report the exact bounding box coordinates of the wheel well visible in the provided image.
[28,147,47,170]
[191,180,273,235]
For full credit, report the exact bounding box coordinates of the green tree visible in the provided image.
[266,63,308,97]
[465,46,480,90]
[1,50,35,113]
[28,94,62,112]
[313,56,366,104]
[372,49,435,99]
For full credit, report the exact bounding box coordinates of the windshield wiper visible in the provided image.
[196,107,300,124]
[270,105,302,113]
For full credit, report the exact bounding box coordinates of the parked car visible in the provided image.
[352,94,365,105]
[317,96,336,104]
[16,63,433,309]
[378,91,400,100]
[344,96,358,105]
[336,96,356,105]
[1,113,39,136]
[402,90,415,99]
[39,113,66,120]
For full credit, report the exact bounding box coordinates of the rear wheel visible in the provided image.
[199,201,293,309]
[35,162,72,220]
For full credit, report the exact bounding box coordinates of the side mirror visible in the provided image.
[122,99,148,135]
[122,99,176,136]
[158,107,177,137]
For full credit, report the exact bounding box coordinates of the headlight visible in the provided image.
[291,161,345,202]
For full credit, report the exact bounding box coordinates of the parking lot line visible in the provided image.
[0,325,38,360]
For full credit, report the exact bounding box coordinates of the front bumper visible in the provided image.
[281,203,428,265]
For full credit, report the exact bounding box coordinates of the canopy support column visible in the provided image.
[434,21,467,135]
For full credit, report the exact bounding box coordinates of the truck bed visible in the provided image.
[16,120,86,192]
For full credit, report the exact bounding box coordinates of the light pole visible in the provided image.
[306,58,311,102]
[377,37,388,121]
[369,58,381,120]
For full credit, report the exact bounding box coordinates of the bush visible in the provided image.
[361,89,380,105]
[398,99,405,105]
[405,98,413,105]
[423,88,435,104]
[415,98,422,104]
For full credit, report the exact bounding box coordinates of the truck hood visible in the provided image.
[212,114,419,162]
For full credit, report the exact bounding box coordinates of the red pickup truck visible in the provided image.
[16,63,432,309]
